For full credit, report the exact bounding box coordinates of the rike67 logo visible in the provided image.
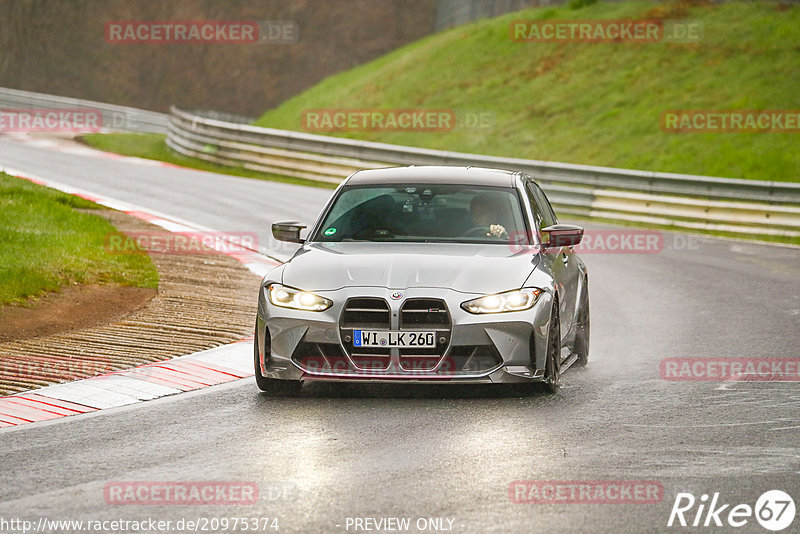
[668,490,796,531]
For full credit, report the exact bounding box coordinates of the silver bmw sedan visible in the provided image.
[255,166,589,394]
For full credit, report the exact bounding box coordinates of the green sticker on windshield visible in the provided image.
[324,227,337,236]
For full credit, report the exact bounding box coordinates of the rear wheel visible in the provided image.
[573,283,590,368]
[542,304,561,393]
[254,322,302,395]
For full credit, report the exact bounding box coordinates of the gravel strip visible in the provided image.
[0,209,261,396]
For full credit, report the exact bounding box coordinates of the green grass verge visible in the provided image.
[255,1,800,182]
[79,133,337,189]
[0,173,159,306]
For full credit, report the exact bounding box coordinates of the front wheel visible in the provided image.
[573,283,590,368]
[254,323,302,395]
[542,304,562,393]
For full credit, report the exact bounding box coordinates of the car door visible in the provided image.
[525,181,581,348]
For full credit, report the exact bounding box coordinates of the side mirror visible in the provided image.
[272,221,306,244]
[541,224,584,248]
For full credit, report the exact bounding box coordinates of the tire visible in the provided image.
[542,303,562,393]
[254,322,302,395]
[573,283,590,368]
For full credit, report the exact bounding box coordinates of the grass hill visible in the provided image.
[255,1,800,181]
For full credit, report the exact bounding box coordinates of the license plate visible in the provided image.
[353,330,436,348]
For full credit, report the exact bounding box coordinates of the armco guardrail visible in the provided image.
[0,87,168,134]
[167,106,800,237]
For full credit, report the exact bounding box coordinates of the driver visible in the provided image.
[469,193,508,239]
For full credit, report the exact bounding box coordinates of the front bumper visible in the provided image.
[256,285,554,383]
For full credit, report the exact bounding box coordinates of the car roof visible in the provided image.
[345,166,520,187]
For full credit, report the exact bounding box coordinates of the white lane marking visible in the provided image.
[36,382,143,409]
[96,198,138,212]
[191,342,254,375]
[1,132,173,166]
[150,219,197,233]
[87,374,181,399]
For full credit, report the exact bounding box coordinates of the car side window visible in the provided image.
[526,182,557,228]
[524,185,544,231]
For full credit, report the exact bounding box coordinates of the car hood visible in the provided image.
[281,242,539,294]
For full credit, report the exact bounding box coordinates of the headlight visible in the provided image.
[461,288,542,314]
[267,283,332,312]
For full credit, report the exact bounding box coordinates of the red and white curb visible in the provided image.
[1,131,185,168]
[0,164,290,429]
[0,340,254,427]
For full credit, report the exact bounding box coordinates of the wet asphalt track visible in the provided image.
[0,138,799,534]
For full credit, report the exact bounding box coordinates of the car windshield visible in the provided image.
[312,184,529,244]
